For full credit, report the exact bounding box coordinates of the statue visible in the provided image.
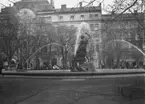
[71,22,92,72]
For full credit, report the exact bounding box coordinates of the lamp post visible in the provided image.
[93,38,99,69]
[143,0,145,65]
[92,29,101,71]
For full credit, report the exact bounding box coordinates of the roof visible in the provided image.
[37,6,101,15]
[21,0,49,3]
[101,12,144,21]
[13,0,52,13]
[56,6,101,13]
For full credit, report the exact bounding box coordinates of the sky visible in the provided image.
[0,0,114,11]
[54,0,114,8]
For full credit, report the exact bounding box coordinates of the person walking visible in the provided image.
[51,57,57,69]
[0,57,3,75]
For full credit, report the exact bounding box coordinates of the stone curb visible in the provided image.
[2,69,145,77]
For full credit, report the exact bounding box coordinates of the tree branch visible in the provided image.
[113,0,138,20]
[102,0,139,32]
[0,2,7,7]
[129,9,145,30]
[84,0,96,7]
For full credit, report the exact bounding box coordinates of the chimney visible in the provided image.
[61,4,66,10]
[134,10,137,14]
[50,0,54,7]
[79,2,82,8]
[111,11,115,15]
[99,3,101,7]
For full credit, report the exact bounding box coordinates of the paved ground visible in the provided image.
[0,74,145,104]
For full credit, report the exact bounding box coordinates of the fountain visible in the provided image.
[24,42,63,69]
[25,43,63,63]
[104,39,145,68]
[72,22,98,72]
[114,39,145,56]
[72,22,145,71]
[105,39,145,56]
[24,42,75,70]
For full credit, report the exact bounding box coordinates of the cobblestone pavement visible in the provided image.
[0,74,145,104]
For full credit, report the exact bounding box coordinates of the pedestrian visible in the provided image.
[0,58,3,75]
[24,63,27,70]
[51,57,57,68]
[3,61,8,70]
[17,62,23,70]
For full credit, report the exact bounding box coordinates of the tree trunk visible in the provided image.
[35,56,40,70]
[65,50,68,69]
[48,44,52,65]
[116,52,121,68]
[61,46,65,69]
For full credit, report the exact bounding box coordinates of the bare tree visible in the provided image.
[0,7,20,66]
[56,25,77,69]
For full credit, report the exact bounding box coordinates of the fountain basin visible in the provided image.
[2,69,145,77]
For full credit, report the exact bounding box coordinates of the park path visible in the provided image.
[0,74,145,104]
[18,77,145,104]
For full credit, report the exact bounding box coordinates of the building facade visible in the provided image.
[11,0,101,32]
[0,0,145,67]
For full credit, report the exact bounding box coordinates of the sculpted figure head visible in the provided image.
[74,22,91,55]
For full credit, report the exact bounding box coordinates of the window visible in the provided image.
[94,14,98,18]
[90,24,99,31]
[59,16,63,21]
[48,16,52,21]
[128,33,131,41]
[70,25,74,27]
[3,20,7,25]
[94,24,99,30]
[43,17,48,23]
[70,15,74,21]
[135,34,139,40]
[89,14,98,19]
[80,15,84,20]
[90,24,94,31]
[89,14,93,19]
